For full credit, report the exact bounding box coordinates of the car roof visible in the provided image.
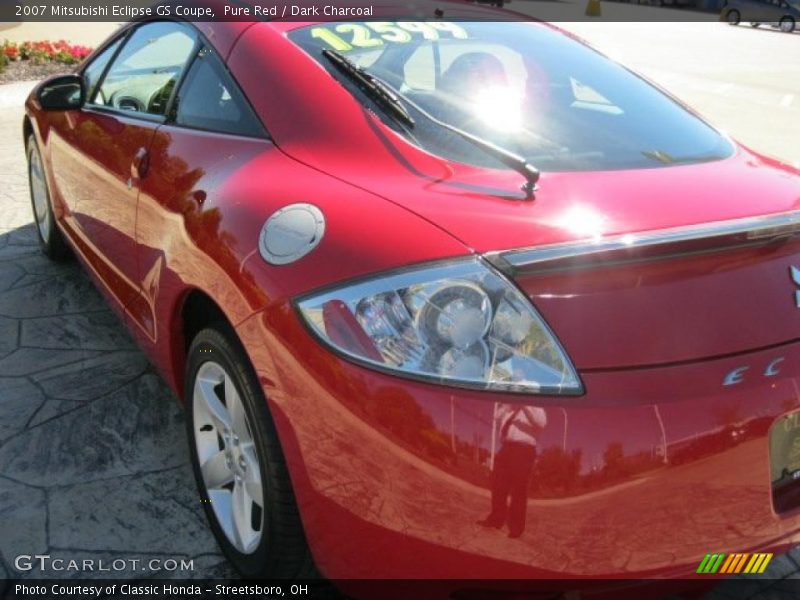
[193,21,256,57]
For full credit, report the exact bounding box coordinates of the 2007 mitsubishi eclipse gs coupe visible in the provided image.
[23,3,800,582]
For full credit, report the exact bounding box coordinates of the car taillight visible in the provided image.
[296,258,582,395]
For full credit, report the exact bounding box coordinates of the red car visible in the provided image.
[24,3,800,585]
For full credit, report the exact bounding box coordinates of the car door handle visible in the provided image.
[131,147,150,182]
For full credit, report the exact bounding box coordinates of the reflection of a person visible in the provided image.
[479,403,547,538]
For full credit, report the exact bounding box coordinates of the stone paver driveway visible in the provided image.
[0,77,799,599]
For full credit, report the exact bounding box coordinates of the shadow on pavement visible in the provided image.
[0,222,236,581]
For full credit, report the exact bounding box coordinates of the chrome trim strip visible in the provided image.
[489,210,800,271]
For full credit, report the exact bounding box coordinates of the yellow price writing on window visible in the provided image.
[310,22,468,53]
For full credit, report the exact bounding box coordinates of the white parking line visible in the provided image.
[780,94,795,108]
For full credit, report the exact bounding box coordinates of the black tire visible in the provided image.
[185,325,314,578]
[727,9,741,24]
[779,16,795,33]
[27,134,70,261]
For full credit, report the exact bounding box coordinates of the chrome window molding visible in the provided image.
[486,209,800,274]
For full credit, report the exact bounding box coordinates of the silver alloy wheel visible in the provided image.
[29,146,51,242]
[780,18,794,32]
[193,361,264,554]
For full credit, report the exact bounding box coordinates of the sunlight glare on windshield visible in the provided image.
[470,86,524,133]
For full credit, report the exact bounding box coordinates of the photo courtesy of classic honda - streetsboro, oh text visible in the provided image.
[19,0,800,591]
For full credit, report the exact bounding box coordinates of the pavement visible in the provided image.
[0,20,799,597]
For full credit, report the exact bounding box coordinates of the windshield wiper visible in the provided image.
[322,49,539,200]
[401,94,541,200]
[322,49,415,129]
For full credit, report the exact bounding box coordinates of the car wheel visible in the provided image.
[185,326,313,578]
[27,135,70,261]
[727,9,741,24]
[779,16,795,32]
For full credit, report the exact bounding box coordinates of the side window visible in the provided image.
[94,22,196,117]
[172,47,265,137]
[83,37,123,101]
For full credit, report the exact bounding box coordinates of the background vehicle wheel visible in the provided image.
[727,10,741,24]
[779,17,795,32]
[185,326,314,578]
[27,135,70,261]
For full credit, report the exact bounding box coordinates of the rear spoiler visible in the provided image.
[485,210,800,276]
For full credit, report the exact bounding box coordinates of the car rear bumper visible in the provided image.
[237,308,800,579]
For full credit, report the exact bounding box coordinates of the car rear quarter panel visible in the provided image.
[131,124,468,395]
[225,23,462,199]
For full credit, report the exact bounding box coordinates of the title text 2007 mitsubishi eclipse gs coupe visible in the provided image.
[24,5,800,581]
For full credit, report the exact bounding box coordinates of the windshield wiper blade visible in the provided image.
[388,85,540,200]
[323,48,540,200]
[322,49,415,129]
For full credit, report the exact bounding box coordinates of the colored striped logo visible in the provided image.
[696,552,773,574]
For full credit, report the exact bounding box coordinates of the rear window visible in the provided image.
[289,22,733,172]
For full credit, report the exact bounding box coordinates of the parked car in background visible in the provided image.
[723,0,799,31]
[655,0,697,8]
